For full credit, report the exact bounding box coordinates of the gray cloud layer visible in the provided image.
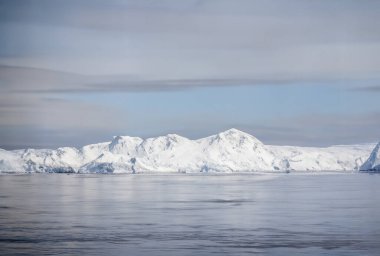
[1,0,380,80]
[0,0,379,148]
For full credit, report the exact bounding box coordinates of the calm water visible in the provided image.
[0,173,379,256]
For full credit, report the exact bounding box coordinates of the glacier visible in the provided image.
[360,142,380,172]
[0,128,378,174]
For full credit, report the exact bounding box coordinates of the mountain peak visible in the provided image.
[166,133,187,140]
[217,128,263,144]
[219,128,247,136]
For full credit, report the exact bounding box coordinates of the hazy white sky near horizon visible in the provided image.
[0,0,379,149]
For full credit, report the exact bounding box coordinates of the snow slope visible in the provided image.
[0,128,377,173]
[360,142,380,171]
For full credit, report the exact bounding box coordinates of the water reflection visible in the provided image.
[0,174,380,255]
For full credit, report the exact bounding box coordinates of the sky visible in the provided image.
[0,0,379,149]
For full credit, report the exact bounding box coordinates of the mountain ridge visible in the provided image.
[0,128,378,173]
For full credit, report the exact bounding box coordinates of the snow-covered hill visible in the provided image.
[0,128,377,173]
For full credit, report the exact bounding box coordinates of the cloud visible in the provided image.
[2,65,380,95]
[0,66,130,147]
[1,0,380,79]
[351,86,380,92]
[0,65,323,94]
[233,113,380,146]
[0,91,131,149]
[0,1,380,148]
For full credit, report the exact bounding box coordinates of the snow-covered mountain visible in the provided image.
[0,128,377,174]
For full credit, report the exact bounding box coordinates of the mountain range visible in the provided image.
[0,129,379,173]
